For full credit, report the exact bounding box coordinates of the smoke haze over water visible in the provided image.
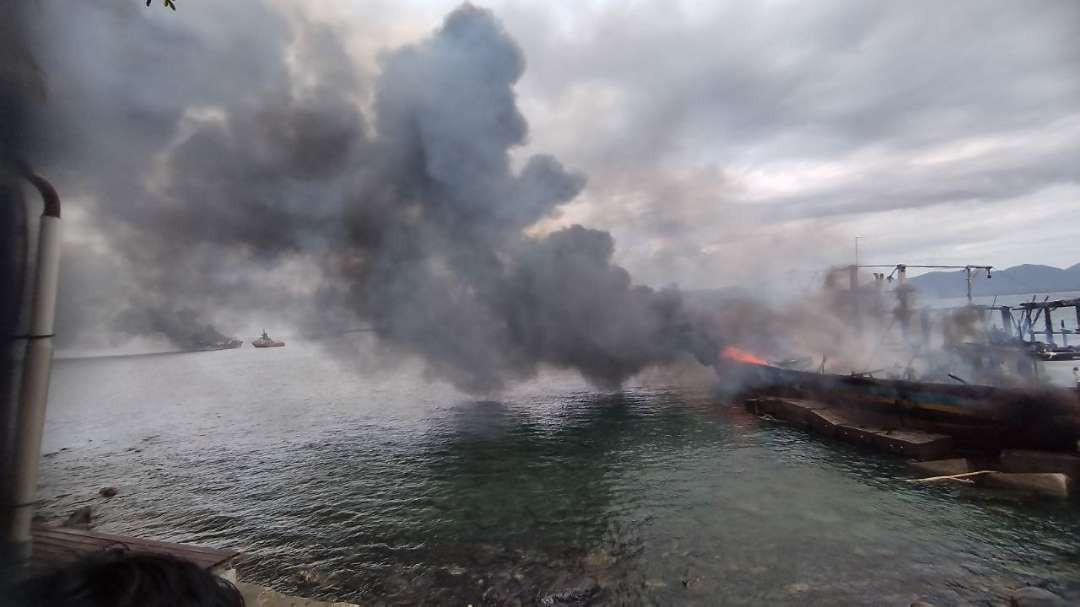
[35,3,712,391]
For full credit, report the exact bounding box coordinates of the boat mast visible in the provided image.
[855,264,993,303]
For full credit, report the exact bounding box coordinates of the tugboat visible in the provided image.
[251,329,285,348]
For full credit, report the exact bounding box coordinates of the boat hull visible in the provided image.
[251,340,285,348]
[193,339,243,352]
[726,362,1080,451]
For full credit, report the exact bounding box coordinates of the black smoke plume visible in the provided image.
[39,3,714,391]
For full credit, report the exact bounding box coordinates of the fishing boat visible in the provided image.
[720,262,1080,452]
[723,356,1080,451]
[251,330,285,348]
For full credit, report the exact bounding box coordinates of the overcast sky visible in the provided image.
[42,0,1080,294]
[298,0,1080,288]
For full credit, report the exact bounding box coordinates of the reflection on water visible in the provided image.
[39,341,1080,604]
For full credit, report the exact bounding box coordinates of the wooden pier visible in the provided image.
[29,525,239,580]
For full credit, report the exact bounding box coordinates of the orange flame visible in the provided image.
[720,345,768,366]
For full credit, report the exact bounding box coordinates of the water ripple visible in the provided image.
[37,346,1080,604]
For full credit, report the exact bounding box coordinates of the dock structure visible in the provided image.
[28,526,358,607]
[28,525,240,581]
[1016,297,1080,347]
[828,262,1080,362]
[745,397,955,460]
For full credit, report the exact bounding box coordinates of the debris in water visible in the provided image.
[62,506,92,529]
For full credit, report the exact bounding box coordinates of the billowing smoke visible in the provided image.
[115,306,235,351]
[36,3,714,391]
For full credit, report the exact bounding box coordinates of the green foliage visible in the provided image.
[146,0,177,10]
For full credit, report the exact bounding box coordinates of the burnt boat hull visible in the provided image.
[728,363,1080,451]
[193,339,243,352]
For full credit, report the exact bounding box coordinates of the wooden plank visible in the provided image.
[870,429,954,460]
[806,408,854,437]
[834,424,884,448]
[769,398,831,426]
[35,526,238,559]
[31,525,239,572]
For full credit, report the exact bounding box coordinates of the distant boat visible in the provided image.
[193,338,243,352]
[251,330,285,348]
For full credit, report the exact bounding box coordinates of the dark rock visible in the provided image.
[539,575,599,605]
[98,487,118,498]
[1010,586,1066,607]
[680,568,703,588]
[62,506,92,529]
[42,451,59,458]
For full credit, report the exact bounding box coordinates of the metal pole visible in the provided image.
[1044,306,1055,347]
[896,265,911,341]
[964,266,974,304]
[848,264,861,336]
[3,171,60,563]
[1000,306,1013,338]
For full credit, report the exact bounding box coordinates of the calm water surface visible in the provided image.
[40,341,1080,605]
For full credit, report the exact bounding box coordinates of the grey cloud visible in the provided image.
[516,0,1080,164]
[497,0,1079,284]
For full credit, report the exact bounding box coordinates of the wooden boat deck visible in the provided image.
[30,525,239,576]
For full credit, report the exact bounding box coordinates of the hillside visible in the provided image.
[908,263,1080,298]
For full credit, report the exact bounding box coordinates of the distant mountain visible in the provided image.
[908,263,1080,298]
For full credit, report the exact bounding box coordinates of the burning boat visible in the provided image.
[721,351,1080,452]
[193,337,243,351]
[252,330,285,348]
[719,263,1080,453]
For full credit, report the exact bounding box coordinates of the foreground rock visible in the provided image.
[539,575,599,605]
[1009,586,1066,607]
[237,582,357,607]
